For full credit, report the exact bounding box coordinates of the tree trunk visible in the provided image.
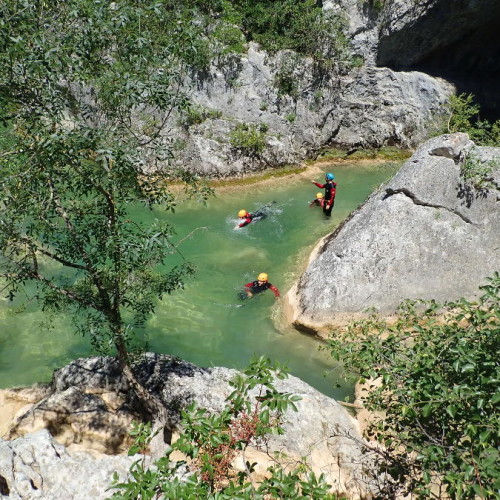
[113,330,168,424]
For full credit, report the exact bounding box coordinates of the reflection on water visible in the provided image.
[0,162,398,398]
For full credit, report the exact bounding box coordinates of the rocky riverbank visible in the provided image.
[0,354,380,499]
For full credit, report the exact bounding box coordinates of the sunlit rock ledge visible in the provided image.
[287,133,500,335]
[0,354,380,500]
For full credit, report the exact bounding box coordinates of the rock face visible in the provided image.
[287,133,500,332]
[164,0,500,177]
[376,0,500,119]
[377,0,500,67]
[164,41,452,177]
[1,354,378,499]
[0,430,136,500]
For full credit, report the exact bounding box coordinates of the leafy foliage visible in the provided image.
[460,153,499,191]
[328,275,500,499]
[232,0,350,63]
[110,357,340,499]
[229,123,267,157]
[180,105,223,128]
[446,94,500,146]
[0,126,202,356]
[274,57,301,98]
[0,0,214,406]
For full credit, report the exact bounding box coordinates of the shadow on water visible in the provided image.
[0,162,399,399]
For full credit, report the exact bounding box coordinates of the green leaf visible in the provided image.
[260,409,270,425]
[422,403,432,418]
[479,430,491,443]
[128,445,140,455]
[446,405,457,418]
[461,363,476,373]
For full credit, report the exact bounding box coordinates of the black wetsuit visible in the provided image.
[244,280,280,297]
[238,210,267,227]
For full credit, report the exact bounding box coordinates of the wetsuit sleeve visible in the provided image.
[238,216,253,228]
[269,284,280,297]
[244,282,253,288]
[326,188,336,205]
[313,182,326,189]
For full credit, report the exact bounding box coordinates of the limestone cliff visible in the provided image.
[159,0,499,177]
[166,44,451,177]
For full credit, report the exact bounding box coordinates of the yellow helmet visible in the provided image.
[257,273,268,282]
[316,192,324,199]
[238,209,247,218]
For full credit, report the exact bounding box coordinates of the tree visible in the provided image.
[111,356,339,499]
[0,0,214,414]
[328,275,500,499]
[445,93,500,146]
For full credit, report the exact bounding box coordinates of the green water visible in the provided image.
[0,162,398,398]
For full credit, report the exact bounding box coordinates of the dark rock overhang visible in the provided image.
[376,0,500,120]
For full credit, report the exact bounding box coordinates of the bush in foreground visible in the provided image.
[111,357,341,499]
[328,274,500,499]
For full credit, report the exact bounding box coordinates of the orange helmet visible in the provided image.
[238,209,248,218]
[257,273,268,282]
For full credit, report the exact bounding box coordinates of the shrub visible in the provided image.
[212,23,247,56]
[328,275,500,499]
[461,153,499,191]
[110,357,339,499]
[232,0,351,64]
[229,123,267,157]
[181,105,223,127]
[445,93,500,146]
[274,69,300,99]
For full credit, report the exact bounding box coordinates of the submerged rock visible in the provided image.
[288,133,500,332]
[1,354,380,499]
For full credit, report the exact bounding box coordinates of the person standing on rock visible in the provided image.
[239,273,280,299]
[311,173,336,216]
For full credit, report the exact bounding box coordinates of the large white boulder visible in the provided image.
[287,133,500,332]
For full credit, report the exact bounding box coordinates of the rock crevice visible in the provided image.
[384,188,474,225]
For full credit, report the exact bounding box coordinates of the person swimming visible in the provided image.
[309,192,325,208]
[234,202,276,229]
[239,273,280,299]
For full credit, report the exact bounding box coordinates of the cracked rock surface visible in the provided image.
[166,45,452,177]
[287,133,500,331]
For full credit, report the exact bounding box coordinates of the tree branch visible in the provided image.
[46,178,112,311]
